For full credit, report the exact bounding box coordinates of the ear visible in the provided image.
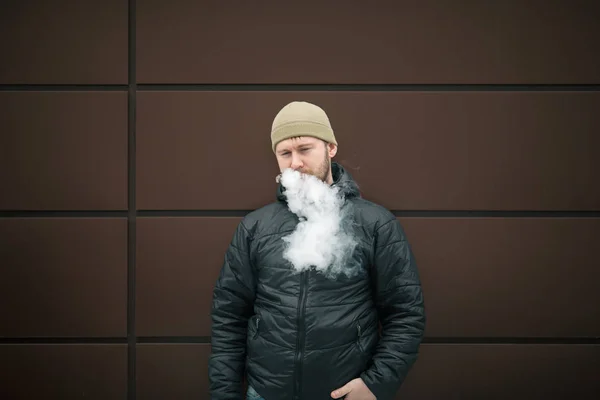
[327,143,338,158]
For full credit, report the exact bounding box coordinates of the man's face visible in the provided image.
[275,136,338,184]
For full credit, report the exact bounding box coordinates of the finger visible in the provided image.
[331,383,352,399]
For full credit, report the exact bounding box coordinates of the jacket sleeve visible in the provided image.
[360,216,426,400]
[208,221,256,400]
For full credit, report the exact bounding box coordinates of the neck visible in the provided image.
[325,172,333,185]
[325,160,336,185]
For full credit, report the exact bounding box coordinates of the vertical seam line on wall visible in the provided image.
[127,0,137,399]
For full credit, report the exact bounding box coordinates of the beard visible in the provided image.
[300,147,331,182]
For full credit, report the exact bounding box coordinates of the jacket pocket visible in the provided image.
[356,321,366,353]
[246,316,261,362]
[355,314,377,355]
[249,315,261,340]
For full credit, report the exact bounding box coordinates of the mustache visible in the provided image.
[276,170,311,183]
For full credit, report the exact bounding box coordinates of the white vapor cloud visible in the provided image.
[279,168,359,279]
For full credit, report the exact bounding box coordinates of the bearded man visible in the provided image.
[208,101,426,400]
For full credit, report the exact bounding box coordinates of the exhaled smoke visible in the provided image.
[279,168,359,279]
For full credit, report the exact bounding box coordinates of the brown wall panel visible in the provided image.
[0,91,128,211]
[136,344,600,399]
[137,0,600,84]
[137,91,600,211]
[137,344,210,400]
[136,217,241,336]
[403,217,600,337]
[398,344,600,399]
[137,215,598,339]
[0,344,127,400]
[0,0,128,84]
[0,218,127,337]
[136,91,279,211]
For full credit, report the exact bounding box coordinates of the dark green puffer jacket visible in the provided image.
[209,162,425,400]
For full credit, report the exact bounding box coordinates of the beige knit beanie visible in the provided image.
[271,101,338,152]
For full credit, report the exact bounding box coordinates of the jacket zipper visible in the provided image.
[293,270,309,400]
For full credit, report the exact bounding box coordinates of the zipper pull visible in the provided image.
[357,323,361,338]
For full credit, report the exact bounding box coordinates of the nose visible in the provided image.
[290,153,303,170]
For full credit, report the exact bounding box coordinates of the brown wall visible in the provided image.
[1,1,599,399]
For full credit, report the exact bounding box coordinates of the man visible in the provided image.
[209,101,426,400]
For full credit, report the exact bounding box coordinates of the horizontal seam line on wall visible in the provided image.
[1,336,599,345]
[1,84,599,92]
[1,210,598,218]
[422,337,600,344]
[137,83,600,92]
[0,85,127,91]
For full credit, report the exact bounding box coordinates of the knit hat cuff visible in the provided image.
[271,121,337,152]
